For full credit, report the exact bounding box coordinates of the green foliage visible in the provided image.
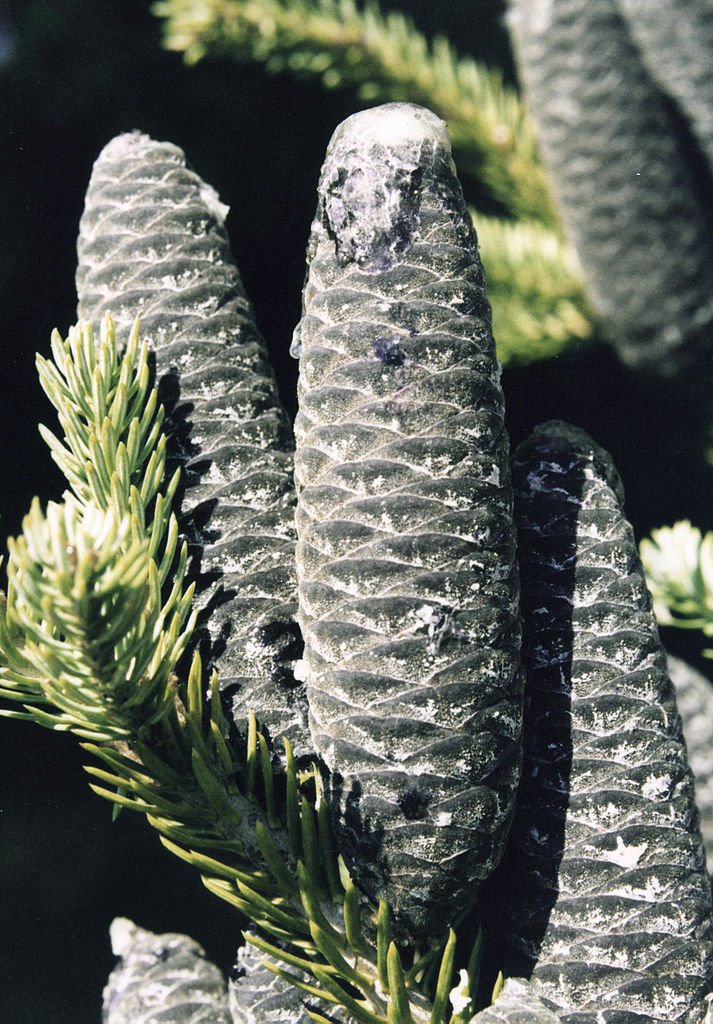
[640,521,713,655]
[476,215,593,364]
[151,0,592,366]
[0,319,194,740]
[0,317,485,1024]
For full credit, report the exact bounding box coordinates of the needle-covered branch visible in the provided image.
[152,0,553,225]
[0,315,475,1024]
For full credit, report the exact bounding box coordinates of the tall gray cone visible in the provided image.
[293,102,522,938]
[485,422,713,1023]
[103,918,231,1024]
[508,0,713,374]
[76,132,309,754]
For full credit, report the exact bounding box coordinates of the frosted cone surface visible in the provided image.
[486,422,713,1023]
[294,103,522,936]
[103,919,231,1024]
[76,133,307,752]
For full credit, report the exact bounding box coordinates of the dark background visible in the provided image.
[1,2,711,1021]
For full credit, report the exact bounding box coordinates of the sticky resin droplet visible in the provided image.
[373,336,405,367]
[289,321,303,359]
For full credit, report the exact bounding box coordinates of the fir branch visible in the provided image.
[0,319,194,739]
[0,497,184,741]
[151,0,554,224]
[92,661,458,1024]
[36,317,171,516]
[476,214,594,365]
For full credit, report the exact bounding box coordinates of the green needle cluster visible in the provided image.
[0,319,194,741]
[641,522,713,654]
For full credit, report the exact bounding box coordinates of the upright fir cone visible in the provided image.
[508,0,713,374]
[471,980,561,1024]
[293,103,522,937]
[103,918,231,1024]
[229,940,337,1024]
[485,422,713,1023]
[76,133,308,753]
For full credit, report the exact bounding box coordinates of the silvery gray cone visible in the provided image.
[229,941,318,1024]
[102,918,231,1024]
[617,0,713,171]
[508,0,713,374]
[293,102,522,937]
[75,133,308,753]
[486,421,713,1023]
[470,979,561,1024]
[668,655,713,875]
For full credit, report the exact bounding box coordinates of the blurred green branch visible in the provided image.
[152,0,590,366]
[476,215,593,364]
[153,0,554,224]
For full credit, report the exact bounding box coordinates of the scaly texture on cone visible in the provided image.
[486,421,713,1023]
[75,133,308,752]
[470,979,561,1024]
[229,940,330,1024]
[103,918,231,1024]
[668,655,713,876]
[293,102,522,938]
[508,0,713,374]
[617,0,713,172]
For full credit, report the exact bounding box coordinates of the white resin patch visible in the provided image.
[449,969,472,1015]
[199,181,230,224]
[333,103,451,153]
[110,917,139,957]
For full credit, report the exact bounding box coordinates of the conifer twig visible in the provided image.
[641,521,713,651]
[0,317,465,1024]
[151,0,554,224]
[476,215,593,364]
